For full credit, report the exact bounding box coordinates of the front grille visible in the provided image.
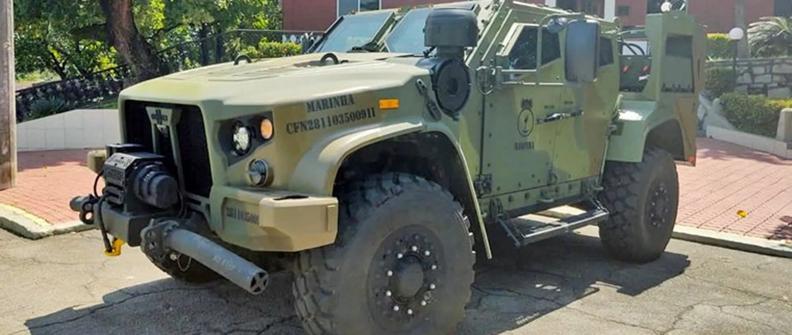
[177,107,212,197]
[123,101,213,197]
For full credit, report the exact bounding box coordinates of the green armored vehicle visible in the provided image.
[71,0,704,333]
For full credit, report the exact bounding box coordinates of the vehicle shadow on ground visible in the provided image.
[23,233,689,335]
[460,232,690,334]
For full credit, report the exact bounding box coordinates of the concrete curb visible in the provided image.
[0,204,94,240]
[673,226,792,259]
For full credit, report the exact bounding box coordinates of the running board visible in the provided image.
[498,207,609,248]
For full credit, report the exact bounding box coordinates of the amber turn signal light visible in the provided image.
[260,118,274,140]
[379,98,400,110]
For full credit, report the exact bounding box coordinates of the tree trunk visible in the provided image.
[98,0,161,83]
[0,0,16,190]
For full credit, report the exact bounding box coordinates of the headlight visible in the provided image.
[232,122,252,155]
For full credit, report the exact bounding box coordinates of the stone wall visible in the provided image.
[709,57,792,99]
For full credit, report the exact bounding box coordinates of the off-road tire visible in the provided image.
[150,255,220,283]
[598,148,679,263]
[292,173,476,335]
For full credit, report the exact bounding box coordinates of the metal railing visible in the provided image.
[16,29,323,122]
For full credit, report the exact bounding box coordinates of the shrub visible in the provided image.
[707,33,733,60]
[704,67,736,99]
[28,96,68,120]
[241,41,303,59]
[258,41,303,58]
[720,93,792,137]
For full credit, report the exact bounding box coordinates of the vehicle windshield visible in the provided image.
[619,38,653,93]
[385,8,431,54]
[315,11,393,53]
[621,39,651,56]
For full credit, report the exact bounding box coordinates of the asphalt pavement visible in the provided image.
[1,226,791,335]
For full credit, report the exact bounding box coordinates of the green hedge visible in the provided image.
[242,41,303,59]
[720,93,792,137]
[705,67,736,98]
[707,33,733,60]
[28,97,68,119]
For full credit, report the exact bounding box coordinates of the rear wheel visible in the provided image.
[292,173,475,335]
[598,148,679,263]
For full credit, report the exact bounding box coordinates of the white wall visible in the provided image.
[16,109,120,152]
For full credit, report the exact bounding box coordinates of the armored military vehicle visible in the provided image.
[71,0,704,333]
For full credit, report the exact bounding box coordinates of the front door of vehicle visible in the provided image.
[549,36,618,186]
[481,24,571,202]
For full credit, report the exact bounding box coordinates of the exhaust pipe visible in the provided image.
[162,228,269,295]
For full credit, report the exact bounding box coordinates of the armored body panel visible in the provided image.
[71,2,704,333]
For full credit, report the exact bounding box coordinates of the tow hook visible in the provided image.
[104,238,125,257]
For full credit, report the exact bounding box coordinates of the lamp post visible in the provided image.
[728,27,745,88]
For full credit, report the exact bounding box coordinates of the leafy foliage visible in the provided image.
[14,0,116,79]
[28,96,68,119]
[241,41,303,59]
[720,93,792,137]
[706,34,733,60]
[704,67,736,99]
[748,16,792,57]
[14,0,282,80]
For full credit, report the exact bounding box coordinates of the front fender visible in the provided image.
[288,121,426,195]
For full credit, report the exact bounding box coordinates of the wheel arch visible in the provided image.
[607,117,689,163]
[332,131,492,259]
[645,119,686,161]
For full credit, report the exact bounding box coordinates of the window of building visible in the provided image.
[776,0,792,17]
[338,0,381,16]
[617,5,630,16]
[508,26,561,70]
[360,0,380,11]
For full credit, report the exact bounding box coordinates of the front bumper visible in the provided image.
[210,186,339,252]
[94,187,339,252]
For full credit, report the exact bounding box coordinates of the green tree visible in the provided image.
[748,16,792,57]
[14,0,116,79]
[14,0,282,82]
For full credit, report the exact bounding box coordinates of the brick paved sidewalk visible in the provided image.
[677,138,792,241]
[0,139,790,243]
[0,150,97,225]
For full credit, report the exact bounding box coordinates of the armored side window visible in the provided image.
[663,35,694,93]
[507,26,561,70]
[599,37,614,67]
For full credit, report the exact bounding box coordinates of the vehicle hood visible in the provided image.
[120,53,429,107]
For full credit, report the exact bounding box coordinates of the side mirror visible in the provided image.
[565,20,600,83]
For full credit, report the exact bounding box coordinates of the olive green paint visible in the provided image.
[114,0,704,258]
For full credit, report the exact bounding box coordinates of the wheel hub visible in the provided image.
[368,229,442,326]
[394,258,425,298]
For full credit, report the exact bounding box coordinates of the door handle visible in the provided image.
[541,112,570,123]
[539,109,582,124]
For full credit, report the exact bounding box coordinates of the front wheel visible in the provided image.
[598,148,680,263]
[292,173,475,335]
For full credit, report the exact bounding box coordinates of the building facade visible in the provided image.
[282,0,791,33]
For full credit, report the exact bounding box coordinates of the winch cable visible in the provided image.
[91,170,113,253]
[92,170,103,198]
